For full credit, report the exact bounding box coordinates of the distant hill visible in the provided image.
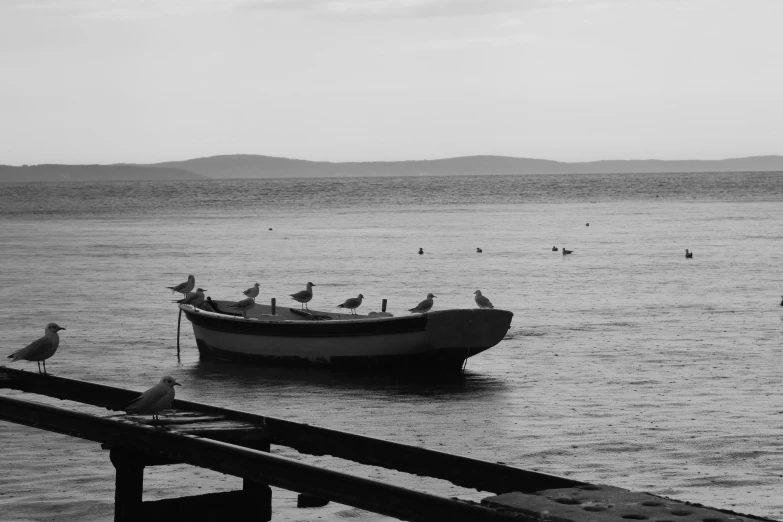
[0,164,205,182]
[150,154,783,179]
[2,155,782,182]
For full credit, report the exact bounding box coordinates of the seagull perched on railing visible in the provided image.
[290,282,315,310]
[174,288,207,308]
[229,297,256,318]
[7,322,65,375]
[474,290,494,309]
[167,275,195,297]
[337,294,364,315]
[243,282,260,299]
[123,376,181,421]
[409,293,436,314]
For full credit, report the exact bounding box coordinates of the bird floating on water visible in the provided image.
[7,322,65,375]
[409,293,436,314]
[290,282,315,310]
[167,274,195,297]
[175,288,207,308]
[552,246,558,251]
[229,297,255,318]
[476,248,482,253]
[474,290,494,309]
[337,294,364,315]
[562,248,573,255]
[243,282,260,299]
[123,376,181,422]
[586,223,589,226]
[685,249,693,259]
[418,248,424,255]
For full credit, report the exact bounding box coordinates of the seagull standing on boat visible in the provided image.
[243,282,260,299]
[474,290,494,309]
[290,282,315,310]
[175,288,207,308]
[229,297,256,318]
[7,322,65,375]
[408,293,436,314]
[167,275,194,297]
[337,294,364,315]
[685,249,693,259]
[123,376,181,421]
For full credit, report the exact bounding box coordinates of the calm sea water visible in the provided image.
[1,172,782,521]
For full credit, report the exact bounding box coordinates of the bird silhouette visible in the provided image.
[418,248,424,255]
[243,282,260,299]
[552,246,558,251]
[337,294,364,315]
[408,293,436,314]
[175,288,207,308]
[562,248,573,255]
[123,376,181,421]
[7,322,65,375]
[476,248,483,253]
[474,290,494,309]
[229,297,256,318]
[167,275,195,297]
[685,249,693,259]
[290,282,315,310]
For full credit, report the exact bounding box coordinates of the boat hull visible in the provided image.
[180,303,513,372]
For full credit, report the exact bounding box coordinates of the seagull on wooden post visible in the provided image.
[123,376,181,422]
[337,294,364,315]
[290,282,315,310]
[167,275,195,297]
[7,322,66,375]
[474,290,494,309]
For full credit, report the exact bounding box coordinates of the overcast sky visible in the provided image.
[1,0,781,165]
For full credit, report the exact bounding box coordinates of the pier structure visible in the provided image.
[0,367,772,522]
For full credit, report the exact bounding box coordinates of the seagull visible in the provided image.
[418,248,424,255]
[685,249,693,259]
[337,294,364,315]
[562,248,573,255]
[474,290,494,309]
[123,376,181,421]
[7,322,65,375]
[167,275,195,297]
[174,288,207,308]
[229,297,255,318]
[476,248,483,253]
[243,282,260,299]
[409,293,436,314]
[552,246,558,251]
[290,282,315,310]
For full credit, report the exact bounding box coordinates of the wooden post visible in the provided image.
[382,299,387,312]
[271,298,276,315]
[110,448,145,522]
[243,437,272,520]
[176,308,182,357]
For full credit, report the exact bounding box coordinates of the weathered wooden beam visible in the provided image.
[0,368,582,495]
[0,395,522,522]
